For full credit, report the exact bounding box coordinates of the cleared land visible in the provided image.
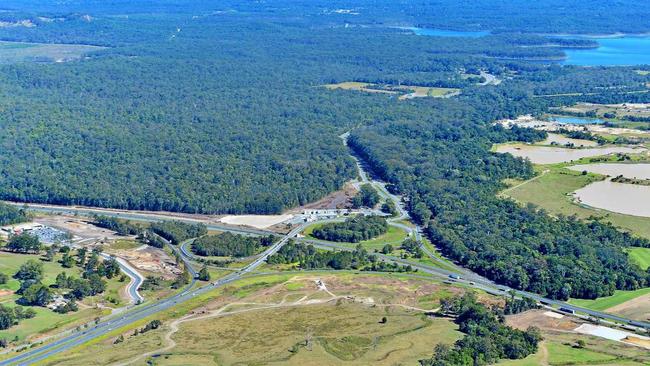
[38,274,650,366]
[502,310,650,365]
[324,81,460,100]
[39,273,473,365]
[0,41,105,64]
[494,143,645,164]
[558,102,650,121]
[568,288,650,312]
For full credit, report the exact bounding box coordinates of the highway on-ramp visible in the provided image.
[0,223,306,366]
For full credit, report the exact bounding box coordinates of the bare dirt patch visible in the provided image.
[605,292,650,321]
[0,289,13,297]
[111,247,180,280]
[290,183,357,212]
[219,214,293,229]
[507,309,580,332]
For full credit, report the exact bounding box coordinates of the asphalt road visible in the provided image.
[99,254,144,304]
[307,239,650,330]
[0,223,306,366]
[3,198,649,364]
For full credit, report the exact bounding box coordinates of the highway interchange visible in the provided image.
[1,146,649,364]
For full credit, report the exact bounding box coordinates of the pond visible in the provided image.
[495,145,645,164]
[551,116,605,125]
[573,180,650,218]
[568,163,650,179]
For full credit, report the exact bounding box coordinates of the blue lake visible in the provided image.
[551,116,605,125]
[562,35,650,66]
[405,27,488,38]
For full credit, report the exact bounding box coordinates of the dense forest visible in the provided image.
[191,232,274,257]
[0,203,28,226]
[0,2,648,214]
[311,215,388,243]
[149,221,207,245]
[0,0,648,304]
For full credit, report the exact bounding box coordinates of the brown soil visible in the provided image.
[605,292,650,322]
[289,183,357,212]
[506,309,580,332]
[112,247,180,279]
[0,289,13,297]
[624,336,650,349]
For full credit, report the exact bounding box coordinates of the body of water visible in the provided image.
[561,35,650,66]
[568,163,650,179]
[573,180,650,217]
[551,116,606,125]
[495,145,645,164]
[404,27,488,38]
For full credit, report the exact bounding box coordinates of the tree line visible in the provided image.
[311,215,388,243]
[419,293,541,366]
[191,232,275,257]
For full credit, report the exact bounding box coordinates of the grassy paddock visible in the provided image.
[0,251,128,343]
[40,272,469,365]
[568,287,650,311]
[627,247,650,270]
[501,165,650,240]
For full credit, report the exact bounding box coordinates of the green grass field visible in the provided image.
[627,247,650,270]
[0,251,128,343]
[498,334,649,366]
[502,165,650,240]
[568,287,650,311]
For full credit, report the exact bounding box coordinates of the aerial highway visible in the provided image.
[307,239,650,331]
[2,147,649,365]
[0,223,307,366]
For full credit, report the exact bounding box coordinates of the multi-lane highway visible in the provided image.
[3,150,649,365]
[0,223,306,366]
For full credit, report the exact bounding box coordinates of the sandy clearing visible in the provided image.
[219,214,293,229]
[506,309,578,331]
[543,311,564,319]
[574,324,650,349]
[0,290,13,297]
[496,144,645,164]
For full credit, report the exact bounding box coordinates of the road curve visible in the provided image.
[0,223,306,366]
[100,254,144,304]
